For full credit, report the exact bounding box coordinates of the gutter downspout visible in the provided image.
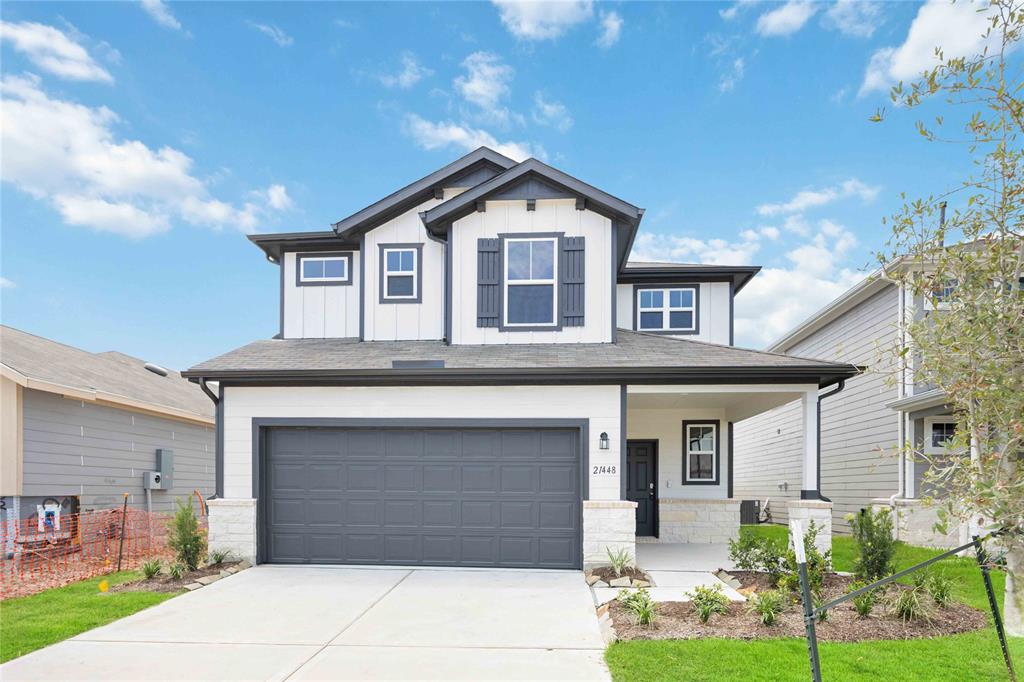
[192,378,223,498]
[195,378,219,406]
[815,379,846,503]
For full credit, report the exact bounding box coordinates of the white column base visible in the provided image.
[582,500,637,570]
[208,498,257,564]
[786,500,832,554]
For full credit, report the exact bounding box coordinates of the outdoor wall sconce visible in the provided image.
[599,432,610,450]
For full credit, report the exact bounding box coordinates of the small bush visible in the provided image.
[848,507,897,581]
[747,589,786,626]
[686,584,731,624]
[606,546,633,578]
[167,495,206,571]
[728,533,786,584]
[814,596,829,623]
[142,559,162,579]
[849,581,876,617]
[168,563,185,580]
[618,588,657,626]
[926,571,954,608]
[209,548,231,565]
[777,522,832,597]
[890,586,934,623]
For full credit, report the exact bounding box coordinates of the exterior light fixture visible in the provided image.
[599,432,610,450]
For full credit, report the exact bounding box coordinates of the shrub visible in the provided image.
[925,571,954,608]
[167,495,206,571]
[889,586,934,623]
[849,581,876,618]
[606,546,633,578]
[747,589,786,626]
[168,563,185,580]
[686,584,730,624]
[618,588,657,626]
[777,522,832,597]
[814,596,829,623]
[728,533,787,583]
[848,507,897,581]
[142,559,162,579]
[209,548,231,565]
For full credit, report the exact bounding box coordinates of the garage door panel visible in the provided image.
[265,426,580,568]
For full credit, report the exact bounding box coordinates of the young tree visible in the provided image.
[875,0,1024,632]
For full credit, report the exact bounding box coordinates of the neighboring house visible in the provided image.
[733,273,962,548]
[1,326,215,534]
[184,147,858,569]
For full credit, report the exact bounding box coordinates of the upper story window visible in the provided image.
[380,244,422,303]
[683,421,718,484]
[636,287,697,333]
[926,419,958,454]
[504,237,557,327]
[296,252,351,286]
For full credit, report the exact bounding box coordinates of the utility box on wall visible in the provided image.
[152,449,174,489]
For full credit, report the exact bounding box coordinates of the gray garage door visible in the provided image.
[263,426,581,568]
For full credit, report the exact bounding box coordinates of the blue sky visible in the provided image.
[0,1,1001,369]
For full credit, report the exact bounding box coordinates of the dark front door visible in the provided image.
[626,440,657,536]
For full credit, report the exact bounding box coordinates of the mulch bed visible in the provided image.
[610,571,988,642]
[591,566,651,583]
[110,561,241,594]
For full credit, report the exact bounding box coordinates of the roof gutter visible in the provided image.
[192,377,220,406]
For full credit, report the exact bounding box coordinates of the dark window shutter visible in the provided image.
[477,238,500,327]
[560,236,585,327]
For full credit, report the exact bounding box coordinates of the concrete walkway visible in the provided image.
[1,566,609,681]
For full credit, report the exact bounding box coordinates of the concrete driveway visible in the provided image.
[1,566,609,681]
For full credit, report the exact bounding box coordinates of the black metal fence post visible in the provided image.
[974,535,1017,682]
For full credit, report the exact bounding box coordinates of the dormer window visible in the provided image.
[636,287,698,333]
[380,244,422,303]
[504,237,557,327]
[296,252,351,286]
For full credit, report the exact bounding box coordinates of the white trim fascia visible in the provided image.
[886,388,947,413]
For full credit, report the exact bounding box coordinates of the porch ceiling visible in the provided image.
[626,384,811,421]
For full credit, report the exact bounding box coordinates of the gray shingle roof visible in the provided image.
[183,330,857,384]
[1,326,214,420]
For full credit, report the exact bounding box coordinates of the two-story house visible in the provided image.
[184,148,858,568]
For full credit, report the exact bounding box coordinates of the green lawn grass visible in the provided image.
[606,525,1016,681]
[0,571,176,663]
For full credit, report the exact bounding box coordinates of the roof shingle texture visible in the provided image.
[1,326,213,418]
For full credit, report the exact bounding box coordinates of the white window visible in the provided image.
[637,287,697,332]
[298,254,349,285]
[684,422,717,482]
[383,248,418,300]
[925,419,958,454]
[925,280,957,310]
[504,238,557,326]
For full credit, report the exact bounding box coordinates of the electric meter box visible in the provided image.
[155,448,174,488]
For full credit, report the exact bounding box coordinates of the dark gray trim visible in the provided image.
[610,224,618,342]
[620,385,627,500]
[627,439,659,538]
[248,231,358,263]
[215,384,224,497]
[294,251,353,287]
[497,232,564,332]
[378,243,424,304]
[632,284,700,336]
[444,240,453,343]
[727,421,734,498]
[620,265,760,294]
[250,417,589,567]
[392,360,444,369]
[278,256,285,338]
[728,281,735,346]
[358,236,366,340]
[681,419,721,486]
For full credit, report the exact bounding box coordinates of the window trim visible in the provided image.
[378,243,423,304]
[295,251,353,287]
[924,417,958,455]
[682,419,720,485]
[497,232,564,332]
[633,284,700,335]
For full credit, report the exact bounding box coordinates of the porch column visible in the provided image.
[800,388,820,499]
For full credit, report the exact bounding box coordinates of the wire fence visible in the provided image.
[1,507,207,600]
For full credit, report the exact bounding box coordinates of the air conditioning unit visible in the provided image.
[144,471,165,490]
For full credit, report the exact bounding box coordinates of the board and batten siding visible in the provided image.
[20,389,214,512]
[732,285,901,532]
[282,251,361,339]
[221,384,622,502]
[615,282,731,344]
[450,199,613,344]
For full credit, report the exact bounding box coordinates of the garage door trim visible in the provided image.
[251,417,589,566]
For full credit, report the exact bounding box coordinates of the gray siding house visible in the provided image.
[1,326,215,530]
[733,275,961,547]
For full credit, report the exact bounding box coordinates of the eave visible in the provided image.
[619,265,762,293]
[247,231,358,263]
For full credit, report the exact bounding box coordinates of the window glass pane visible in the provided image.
[507,284,554,324]
[400,250,414,271]
[669,311,694,329]
[931,423,955,448]
[639,290,653,308]
[531,241,554,279]
[323,258,346,279]
[670,289,694,308]
[302,259,324,279]
[507,242,531,280]
[689,454,713,479]
[386,251,401,271]
[639,311,663,329]
[387,275,414,297]
[649,290,663,308]
[689,426,714,452]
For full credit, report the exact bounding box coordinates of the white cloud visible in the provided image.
[402,113,543,162]
[822,0,882,38]
[0,73,289,238]
[379,52,433,89]
[140,0,183,31]
[860,0,996,95]
[454,51,519,126]
[264,184,293,211]
[532,92,573,132]
[718,57,745,93]
[595,10,623,49]
[756,178,880,216]
[247,22,293,47]
[0,21,113,83]
[719,0,757,21]
[629,230,763,267]
[492,0,593,40]
[755,1,818,38]
[0,277,16,289]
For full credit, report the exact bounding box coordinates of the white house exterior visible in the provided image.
[185,148,857,568]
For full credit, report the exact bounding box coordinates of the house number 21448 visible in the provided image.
[592,465,617,475]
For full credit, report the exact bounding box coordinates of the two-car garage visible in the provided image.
[260,423,583,569]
